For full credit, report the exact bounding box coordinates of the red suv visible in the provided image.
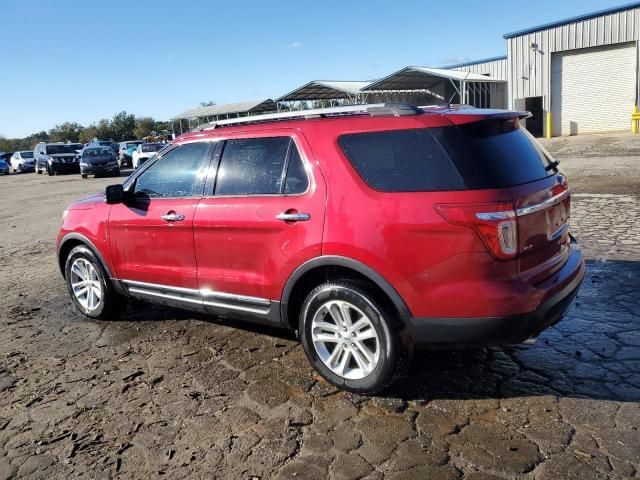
[57,104,585,393]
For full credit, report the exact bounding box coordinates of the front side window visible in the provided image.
[215,137,304,196]
[133,142,211,199]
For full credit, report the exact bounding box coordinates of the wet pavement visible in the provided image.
[0,133,639,479]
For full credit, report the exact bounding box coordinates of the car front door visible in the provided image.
[193,132,326,323]
[109,141,213,290]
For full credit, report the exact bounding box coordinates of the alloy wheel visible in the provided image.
[311,300,380,380]
[69,258,102,312]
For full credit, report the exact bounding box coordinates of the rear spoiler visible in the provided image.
[441,109,532,126]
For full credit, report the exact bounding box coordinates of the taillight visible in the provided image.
[435,202,518,260]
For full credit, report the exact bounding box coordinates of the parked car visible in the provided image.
[79,146,120,178]
[88,140,118,155]
[34,142,83,175]
[0,159,9,175]
[0,152,13,164]
[57,104,585,394]
[131,143,164,168]
[10,151,36,173]
[118,140,143,167]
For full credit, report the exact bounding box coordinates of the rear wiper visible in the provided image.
[545,160,560,171]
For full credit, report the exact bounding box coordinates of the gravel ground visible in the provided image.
[0,133,639,479]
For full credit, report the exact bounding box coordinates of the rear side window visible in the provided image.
[338,129,465,192]
[431,118,554,189]
[215,137,307,195]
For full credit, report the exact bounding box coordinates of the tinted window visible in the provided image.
[283,145,308,194]
[21,151,34,158]
[134,143,210,198]
[216,137,291,195]
[46,144,82,155]
[431,118,555,189]
[338,129,465,192]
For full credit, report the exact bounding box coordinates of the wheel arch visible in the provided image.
[280,256,412,331]
[57,233,113,279]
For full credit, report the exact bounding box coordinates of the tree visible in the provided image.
[110,111,136,141]
[48,122,84,143]
[134,117,156,139]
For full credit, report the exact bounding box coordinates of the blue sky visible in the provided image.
[0,0,623,137]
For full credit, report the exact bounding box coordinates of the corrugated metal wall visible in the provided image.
[507,6,640,115]
[452,58,508,107]
[453,58,508,80]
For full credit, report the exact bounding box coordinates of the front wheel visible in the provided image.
[47,165,54,176]
[299,280,408,394]
[64,245,126,319]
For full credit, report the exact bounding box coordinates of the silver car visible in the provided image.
[10,151,36,173]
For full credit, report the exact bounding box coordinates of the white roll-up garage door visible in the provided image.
[551,42,637,136]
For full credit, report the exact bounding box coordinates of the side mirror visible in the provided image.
[105,184,125,204]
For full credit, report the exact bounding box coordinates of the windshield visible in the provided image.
[46,144,82,155]
[142,144,164,153]
[20,151,34,158]
[83,147,114,157]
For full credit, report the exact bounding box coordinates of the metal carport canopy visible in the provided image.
[362,66,504,92]
[171,99,276,121]
[276,80,372,101]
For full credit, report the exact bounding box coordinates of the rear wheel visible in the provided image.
[299,280,407,394]
[36,165,42,174]
[64,245,126,319]
[81,174,88,179]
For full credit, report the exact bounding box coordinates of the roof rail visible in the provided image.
[192,103,422,131]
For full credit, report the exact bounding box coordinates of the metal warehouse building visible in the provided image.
[171,2,640,138]
[504,2,640,137]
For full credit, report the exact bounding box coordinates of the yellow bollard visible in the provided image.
[546,112,552,139]
[633,105,639,134]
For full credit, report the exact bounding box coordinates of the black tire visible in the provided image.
[81,174,88,179]
[64,245,126,319]
[299,280,408,394]
[36,165,42,174]
[47,164,54,176]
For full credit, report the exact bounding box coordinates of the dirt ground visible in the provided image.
[0,133,639,479]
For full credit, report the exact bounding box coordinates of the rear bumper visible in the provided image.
[407,237,585,346]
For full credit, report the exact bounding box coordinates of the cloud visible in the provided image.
[285,41,303,49]
[440,55,471,65]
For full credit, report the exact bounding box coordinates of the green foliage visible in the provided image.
[48,122,83,143]
[2,112,171,152]
[134,117,157,139]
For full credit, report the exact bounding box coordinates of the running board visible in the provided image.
[121,279,282,326]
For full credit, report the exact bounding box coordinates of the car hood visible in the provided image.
[68,193,105,210]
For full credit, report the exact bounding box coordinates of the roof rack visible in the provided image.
[192,103,422,131]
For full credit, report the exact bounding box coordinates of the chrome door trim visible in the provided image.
[516,190,569,217]
[121,279,271,312]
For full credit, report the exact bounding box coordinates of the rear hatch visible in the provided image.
[434,111,570,283]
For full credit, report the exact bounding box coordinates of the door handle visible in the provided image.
[276,212,311,222]
[161,212,186,222]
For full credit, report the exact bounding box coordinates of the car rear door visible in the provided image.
[192,131,326,323]
[108,142,213,290]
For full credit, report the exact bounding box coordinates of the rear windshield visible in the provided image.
[432,118,555,189]
[338,119,555,192]
[20,151,34,158]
